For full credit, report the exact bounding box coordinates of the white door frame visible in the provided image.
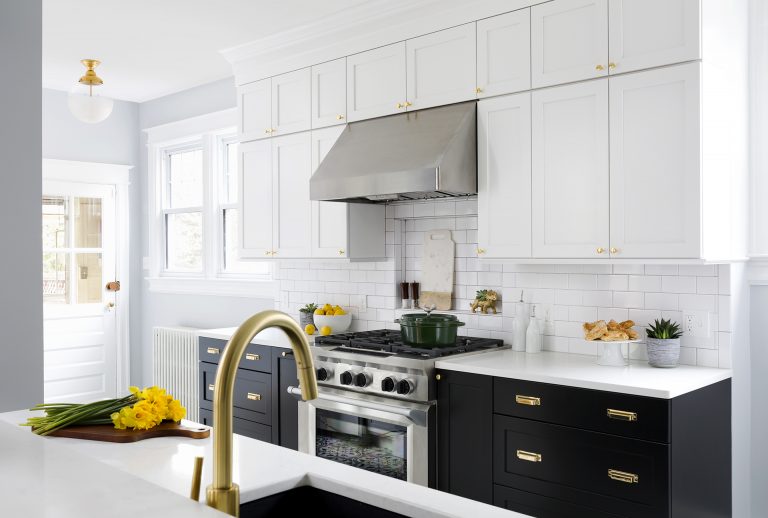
[42,158,132,391]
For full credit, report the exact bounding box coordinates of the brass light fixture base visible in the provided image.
[206,484,240,517]
[78,59,104,86]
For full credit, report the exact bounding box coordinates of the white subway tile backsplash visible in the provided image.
[678,265,717,277]
[645,292,679,311]
[628,275,661,292]
[612,291,645,309]
[597,275,628,291]
[645,265,679,276]
[661,276,697,294]
[678,294,716,312]
[569,274,598,290]
[697,276,718,295]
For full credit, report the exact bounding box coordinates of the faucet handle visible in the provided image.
[190,456,204,501]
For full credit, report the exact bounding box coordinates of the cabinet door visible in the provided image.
[406,23,476,110]
[609,62,701,258]
[238,79,271,141]
[277,351,299,450]
[532,80,609,258]
[608,0,700,75]
[477,9,531,98]
[240,139,273,257]
[531,0,609,88]
[347,42,406,122]
[271,68,311,136]
[272,132,312,258]
[312,58,347,129]
[477,93,532,258]
[311,125,348,258]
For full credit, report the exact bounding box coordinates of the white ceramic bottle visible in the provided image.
[512,291,529,352]
[525,305,542,354]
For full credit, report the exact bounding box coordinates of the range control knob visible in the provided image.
[340,371,354,386]
[316,367,331,382]
[396,379,415,395]
[381,376,397,392]
[354,372,372,388]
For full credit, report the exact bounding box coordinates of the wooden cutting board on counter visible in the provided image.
[39,421,210,443]
[420,229,455,310]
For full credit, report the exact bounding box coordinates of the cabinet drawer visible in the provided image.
[198,408,272,443]
[494,378,670,442]
[199,337,273,373]
[493,484,624,518]
[200,363,272,426]
[494,415,668,511]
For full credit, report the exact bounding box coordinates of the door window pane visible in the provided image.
[168,148,203,208]
[74,197,102,248]
[166,212,203,271]
[43,197,68,249]
[74,253,103,304]
[43,252,68,304]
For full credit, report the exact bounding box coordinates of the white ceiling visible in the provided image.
[43,0,366,103]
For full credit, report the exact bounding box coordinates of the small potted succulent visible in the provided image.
[299,303,318,328]
[645,318,683,368]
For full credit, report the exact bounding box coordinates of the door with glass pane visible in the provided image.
[42,181,117,403]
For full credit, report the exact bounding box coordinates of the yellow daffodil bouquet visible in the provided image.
[24,386,186,436]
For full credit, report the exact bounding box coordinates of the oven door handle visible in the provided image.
[287,386,428,426]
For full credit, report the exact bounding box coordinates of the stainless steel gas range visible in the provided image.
[287,329,505,488]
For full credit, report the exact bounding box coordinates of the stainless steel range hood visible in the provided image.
[310,101,476,203]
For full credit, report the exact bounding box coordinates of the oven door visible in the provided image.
[288,386,434,486]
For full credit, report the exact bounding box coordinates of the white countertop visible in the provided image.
[0,411,523,518]
[435,350,731,399]
[197,326,316,348]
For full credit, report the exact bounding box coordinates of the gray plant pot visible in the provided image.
[646,337,681,368]
[299,311,314,329]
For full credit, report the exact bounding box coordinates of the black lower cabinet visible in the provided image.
[276,351,299,450]
[493,484,624,518]
[198,408,272,442]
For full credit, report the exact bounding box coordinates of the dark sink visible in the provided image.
[240,486,408,517]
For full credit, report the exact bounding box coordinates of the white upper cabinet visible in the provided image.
[347,42,406,121]
[531,0,609,88]
[311,126,348,257]
[477,92,532,258]
[532,79,609,258]
[311,58,347,129]
[406,24,476,110]
[476,9,531,98]
[240,140,273,257]
[238,79,271,142]
[272,132,312,258]
[271,68,311,136]
[608,0,700,75]
[609,62,701,259]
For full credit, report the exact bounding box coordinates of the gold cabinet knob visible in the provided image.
[338,249,345,256]
[404,101,412,107]
[595,64,605,71]
[475,86,483,94]
[264,128,272,135]
[610,247,618,254]
[608,62,617,69]
[516,449,543,463]
[244,353,260,361]
[206,347,220,355]
[396,102,405,109]
[596,247,605,254]
[336,114,345,120]
[271,250,277,256]
[246,392,261,401]
[271,128,277,134]
[477,248,486,255]
[264,250,270,256]
[608,469,639,484]
[436,374,442,381]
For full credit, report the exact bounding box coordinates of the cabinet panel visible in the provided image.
[199,408,272,443]
[239,79,271,141]
[609,62,701,258]
[532,80,609,258]
[311,125,348,258]
[200,363,272,426]
[532,0,609,88]
[240,139,273,257]
[272,133,312,258]
[477,93,532,258]
[477,9,531,97]
[277,351,299,450]
[312,58,347,129]
[493,484,625,518]
[609,0,700,75]
[198,338,273,374]
[406,24,476,110]
[271,68,311,136]
[347,42,406,122]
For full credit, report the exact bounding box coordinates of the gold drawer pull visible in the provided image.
[247,392,262,401]
[245,353,261,361]
[607,409,637,421]
[608,469,639,484]
[208,384,215,392]
[206,347,220,355]
[516,450,542,463]
[515,395,541,406]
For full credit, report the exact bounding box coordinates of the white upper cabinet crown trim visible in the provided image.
[476,9,531,98]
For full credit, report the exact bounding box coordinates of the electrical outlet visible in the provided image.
[682,311,710,338]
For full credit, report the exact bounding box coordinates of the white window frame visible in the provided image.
[146,109,275,298]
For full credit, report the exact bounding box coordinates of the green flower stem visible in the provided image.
[24,395,138,435]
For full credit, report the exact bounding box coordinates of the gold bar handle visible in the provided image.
[206,347,220,355]
[515,395,541,406]
[607,408,638,421]
[244,353,260,361]
[190,456,204,501]
[208,384,214,392]
[516,450,542,463]
[247,392,262,401]
[608,469,639,484]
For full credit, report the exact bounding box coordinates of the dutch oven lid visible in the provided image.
[398,312,463,326]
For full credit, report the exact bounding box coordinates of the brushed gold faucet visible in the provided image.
[205,310,318,517]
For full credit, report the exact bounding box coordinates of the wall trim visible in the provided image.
[144,108,237,144]
[146,277,277,298]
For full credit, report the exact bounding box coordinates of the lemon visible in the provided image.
[323,304,333,313]
[334,309,346,316]
[333,305,342,311]
[304,324,316,335]
[320,325,332,336]
[314,308,325,316]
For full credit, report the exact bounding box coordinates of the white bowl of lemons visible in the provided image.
[311,304,351,335]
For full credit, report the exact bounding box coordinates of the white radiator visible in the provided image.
[152,327,199,423]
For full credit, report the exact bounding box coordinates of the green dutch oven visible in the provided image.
[395,311,466,347]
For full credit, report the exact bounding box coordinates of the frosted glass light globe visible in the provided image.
[67,91,114,124]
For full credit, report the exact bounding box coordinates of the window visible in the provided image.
[163,145,203,272]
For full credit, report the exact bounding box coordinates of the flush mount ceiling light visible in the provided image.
[67,59,114,124]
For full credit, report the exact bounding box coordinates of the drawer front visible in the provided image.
[494,415,669,510]
[198,408,272,443]
[493,484,625,518]
[494,378,670,442]
[199,337,272,373]
[200,363,272,425]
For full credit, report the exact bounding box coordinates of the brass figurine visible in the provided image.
[470,289,498,314]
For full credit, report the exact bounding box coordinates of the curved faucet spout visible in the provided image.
[206,310,318,517]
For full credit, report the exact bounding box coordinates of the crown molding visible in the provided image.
[221,0,538,85]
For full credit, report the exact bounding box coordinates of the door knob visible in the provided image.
[105,281,121,292]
